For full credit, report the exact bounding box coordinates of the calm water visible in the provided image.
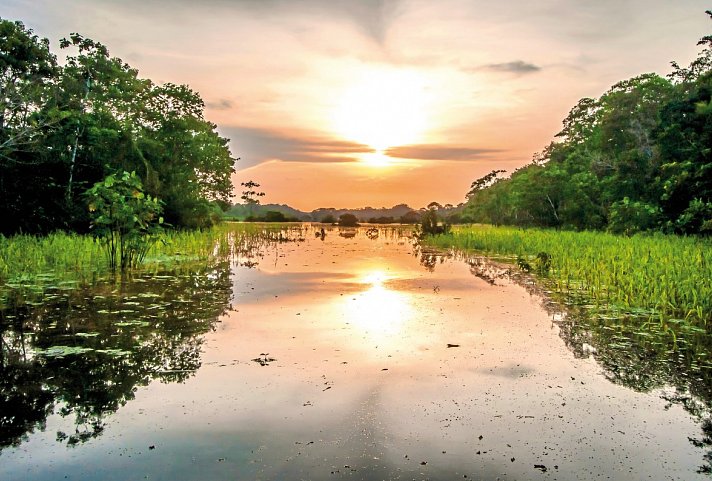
[1,225,709,480]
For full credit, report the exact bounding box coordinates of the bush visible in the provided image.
[338,213,359,227]
[673,199,712,235]
[85,171,165,271]
[263,211,288,222]
[608,198,661,235]
[420,209,450,235]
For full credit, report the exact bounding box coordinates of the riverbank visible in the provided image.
[421,225,712,327]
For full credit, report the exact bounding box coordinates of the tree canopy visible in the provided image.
[461,12,712,236]
[0,19,236,234]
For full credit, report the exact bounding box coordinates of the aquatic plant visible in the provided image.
[423,225,712,327]
[0,222,303,305]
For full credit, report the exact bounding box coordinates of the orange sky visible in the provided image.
[7,0,710,210]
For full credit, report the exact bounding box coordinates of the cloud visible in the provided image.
[206,98,234,110]
[385,145,503,161]
[222,126,374,168]
[480,60,542,75]
[84,0,402,45]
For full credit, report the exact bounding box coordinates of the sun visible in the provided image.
[332,68,430,156]
[362,151,394,167]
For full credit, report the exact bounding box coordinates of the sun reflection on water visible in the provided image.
[345,270,413,342]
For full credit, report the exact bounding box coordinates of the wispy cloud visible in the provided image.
[206,98,234,110]
[222,126,374,168]
[385,145,503,161]
[85,0,403,45]
[480,60,542,75]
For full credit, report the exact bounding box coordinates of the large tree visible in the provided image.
[0,23,236,234]
[0,19,62,233]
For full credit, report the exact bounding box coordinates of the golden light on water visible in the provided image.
[360,270,390,286]
[344,270,413,344]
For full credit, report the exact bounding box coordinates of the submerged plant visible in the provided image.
[535,251,552,275]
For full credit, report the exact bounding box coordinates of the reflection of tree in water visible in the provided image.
[324,225,414,243]
[421,250,712,473]
[415,246,450,272]
[465,257,511,285]
[231,225,308,269]
[0,261,232,450]
[555,307,712,473]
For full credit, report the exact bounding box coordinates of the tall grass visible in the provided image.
[0,222,296,289]
[424,225,712,326]
[0,232,105,284]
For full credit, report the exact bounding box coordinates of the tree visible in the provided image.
[338,213,359,227]
[240,180,265,217]
[420,206,450,235]
[399,210,421,224]
[1,26,236,234]
[85,171,164,271]
[466,169,506,199]
[263,210,288,222]
[0,18,63,234]
[137,83,236,227]
[0,18,59,163]
[656,72,712,234]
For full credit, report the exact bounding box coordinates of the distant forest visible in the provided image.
[460,11,712,236]
[224,203,433,223]
[0,19,235,235]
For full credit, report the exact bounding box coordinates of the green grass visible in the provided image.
[423,225,712,327]
[0,222,301,299]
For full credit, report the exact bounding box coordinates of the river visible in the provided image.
[0,225,707,480]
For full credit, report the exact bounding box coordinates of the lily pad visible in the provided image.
[75,332,100,338]
[115,320,150,327]
[37,345,94,358]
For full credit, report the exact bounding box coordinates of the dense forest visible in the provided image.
[0,19,235,235]
[461,12,712,236]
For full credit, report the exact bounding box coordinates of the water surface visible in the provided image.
[1,225,708,480]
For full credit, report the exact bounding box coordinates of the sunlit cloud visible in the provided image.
[385,145,504,161]
[221,126,374,168]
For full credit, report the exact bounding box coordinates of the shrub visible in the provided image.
[85,171,165,271]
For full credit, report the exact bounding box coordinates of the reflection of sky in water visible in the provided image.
[2,225,710,481]
[343,270,413,341]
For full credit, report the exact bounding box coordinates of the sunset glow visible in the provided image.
[332,68,431,153]
[9,0,710,210]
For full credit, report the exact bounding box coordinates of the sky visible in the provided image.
[4,0,710,210]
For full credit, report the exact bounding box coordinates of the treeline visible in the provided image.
[0,19,235,235]
[462,12,712,236]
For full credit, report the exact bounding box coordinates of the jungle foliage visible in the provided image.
[461,12,712,236]
[0,19,235,235]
